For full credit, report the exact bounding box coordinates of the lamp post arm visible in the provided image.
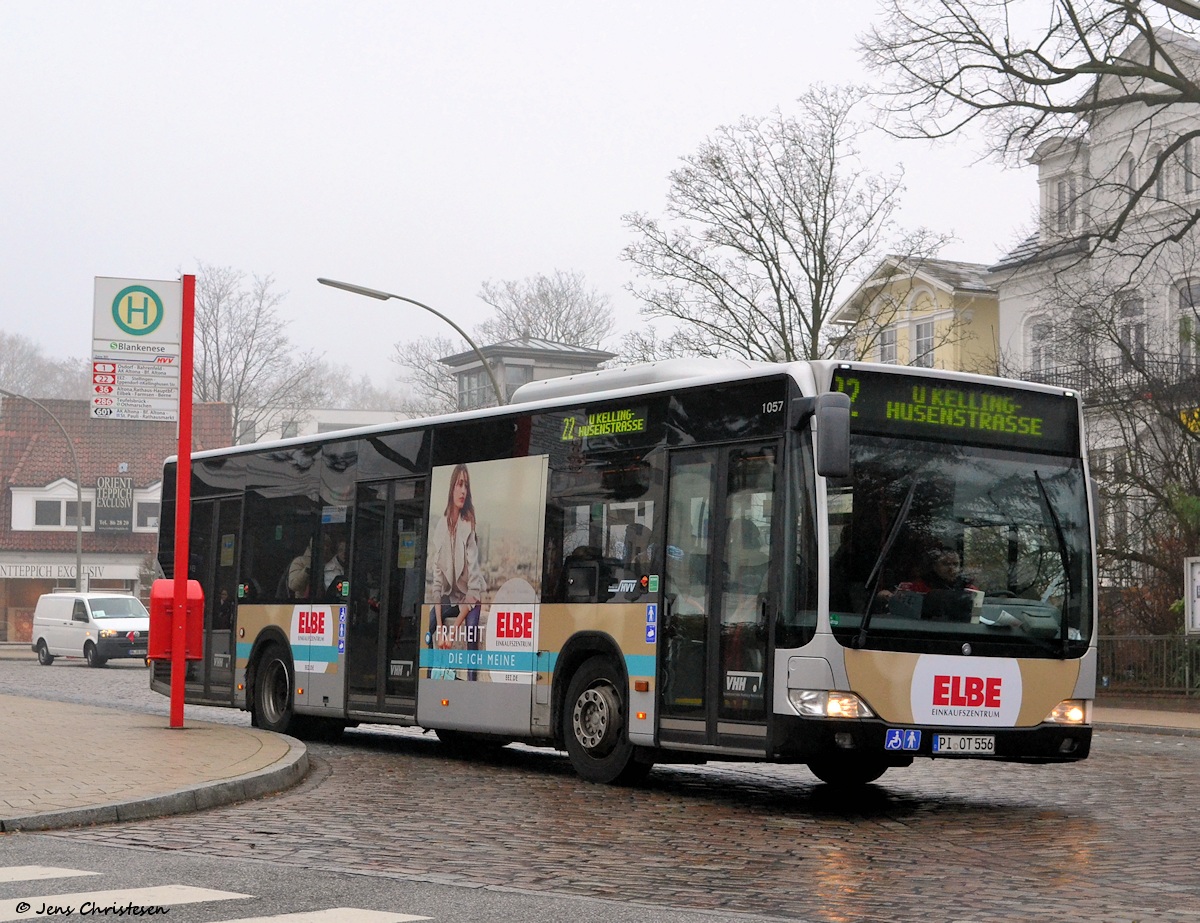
[387,293,506,407]
[0,387,85,589]
[317,277,507,406]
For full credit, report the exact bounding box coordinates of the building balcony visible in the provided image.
[1022,355,1200,406]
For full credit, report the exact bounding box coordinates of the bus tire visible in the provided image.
[253,643,296,734]
[36,640,55,666]
[563,656,651,785]
[807,754,889,786]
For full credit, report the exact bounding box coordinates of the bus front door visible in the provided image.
[346,478,426,719]
[186,495,241,704]
[659,443,779,754]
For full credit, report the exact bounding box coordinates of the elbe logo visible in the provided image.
[111,285,165,336]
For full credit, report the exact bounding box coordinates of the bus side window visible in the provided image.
[242,450,321,604]
[542,452,663,604]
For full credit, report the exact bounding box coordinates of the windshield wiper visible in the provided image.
[1034,470,1074,658]
[855,481,917,649]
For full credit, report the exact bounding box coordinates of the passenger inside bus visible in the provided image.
[878,540,978,622]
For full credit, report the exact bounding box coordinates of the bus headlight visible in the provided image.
[1045,699,1089,725]
[789,689,874,719]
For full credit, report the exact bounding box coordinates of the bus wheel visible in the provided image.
[563,656,651,785]
[253,643,295,734]
[84,642,107,668]
[36,640,55,666]
[807,754,889,786]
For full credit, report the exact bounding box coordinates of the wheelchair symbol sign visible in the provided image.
[885,728,921,751]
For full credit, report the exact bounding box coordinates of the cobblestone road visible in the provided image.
[7,658,1199,922]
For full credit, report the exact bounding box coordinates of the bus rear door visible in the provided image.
[346,478,426,718]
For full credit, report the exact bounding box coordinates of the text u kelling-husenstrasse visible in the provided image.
[887,388,1044,436]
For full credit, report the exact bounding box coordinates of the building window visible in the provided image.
[457,367,496,411]
[31,498,92,528]
[1179,282,1200,367]
[136,502,160,530]
[1150,146,1164,199]
[34,500,60,526]
[879,326,897,364]
[1119,298,1146,370]
[912,320,934,368]
[1055,177,1076,232]
[1030,321,1054,373]
[236,420,257,445]
[1124,154,1137,198]
[281,420,299,439]
[1186,138,1195,194]
[65,501,92,527]
[504,364,534,401]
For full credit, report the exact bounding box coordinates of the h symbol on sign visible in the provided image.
[123,294,151,326]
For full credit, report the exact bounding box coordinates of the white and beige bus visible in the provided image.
[152,358,1096,786]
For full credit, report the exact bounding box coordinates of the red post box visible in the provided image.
[148,578,204,661]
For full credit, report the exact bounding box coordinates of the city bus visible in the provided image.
[151,358,1096,786]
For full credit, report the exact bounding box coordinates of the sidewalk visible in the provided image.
[0,693,308,833]
[0,641,1196,833]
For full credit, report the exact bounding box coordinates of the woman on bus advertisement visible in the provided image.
[422,456,546,683]
[427,463,487,679]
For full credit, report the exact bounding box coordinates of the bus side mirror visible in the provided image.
[815,392,851,478]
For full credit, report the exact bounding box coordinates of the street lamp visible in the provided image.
[0,387,85,589]
[317,277,507,407]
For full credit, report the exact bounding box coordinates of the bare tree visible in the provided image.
[318,362,407,412]
[0,331,89,399]
[389,334,462,417]
[621,85,945,362]
[863,0,1200,263]
[193,263,328,442]
[476,270,614,347]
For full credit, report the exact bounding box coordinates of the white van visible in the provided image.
[31,592,150,667]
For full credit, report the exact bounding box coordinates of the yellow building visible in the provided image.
[832,256,999,375]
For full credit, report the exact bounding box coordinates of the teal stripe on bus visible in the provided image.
[235,642,340,663]
[235,644,655,675]
[420,649,537,672]
[293,645,340,662]
[536,652,656,678]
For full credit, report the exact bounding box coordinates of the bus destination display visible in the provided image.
[832,368,1079,455]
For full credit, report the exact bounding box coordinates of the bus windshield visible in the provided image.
[827,435,1092,658]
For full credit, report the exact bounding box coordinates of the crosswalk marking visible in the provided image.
[0,867,99,884]
[219,910,430,923]
[0,885,248,922]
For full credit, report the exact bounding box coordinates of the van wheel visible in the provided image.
[253,643,296,734]
[84,642,107,668]
[36,641,55,666]
[563,656,652,785]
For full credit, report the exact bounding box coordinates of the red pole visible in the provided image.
[170,274,196,728]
